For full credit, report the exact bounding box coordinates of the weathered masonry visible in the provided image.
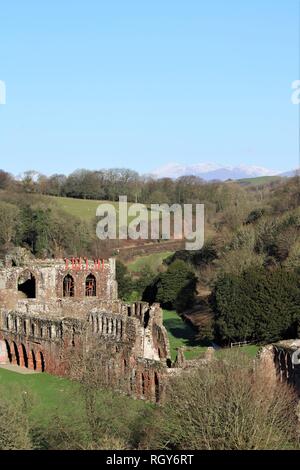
[259,340,300,395]
[0,256,171,403]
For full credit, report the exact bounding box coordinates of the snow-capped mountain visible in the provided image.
[279,169,299,177]
[151,162,279,181]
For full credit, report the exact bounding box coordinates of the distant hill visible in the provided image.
[151,162,279,181]
[279,169,299,177]
[237,175,284,186]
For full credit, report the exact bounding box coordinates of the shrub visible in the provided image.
[212,267,300,344]
[143,351,299,450]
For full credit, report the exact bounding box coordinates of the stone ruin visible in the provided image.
[0,254,173,403]
[258,340,300,395]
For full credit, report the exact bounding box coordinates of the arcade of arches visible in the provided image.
[2,339,45,372]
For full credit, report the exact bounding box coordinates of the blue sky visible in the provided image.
[0,0,299,176]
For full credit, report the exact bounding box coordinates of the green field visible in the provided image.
[237,175,283,186]
[163,310,206,360]
[47,195,152,227]
[127,251,173,273]
[46,195,117,222]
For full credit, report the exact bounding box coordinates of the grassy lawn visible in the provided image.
[127,251,173,273]
[163,310,206,361]
[162,310,261,361]
[231,344,260,358]
[0,368,82,425]
[0,367,148,430]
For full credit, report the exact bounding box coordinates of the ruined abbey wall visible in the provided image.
[258,340,300,396]
[0,257,171,403]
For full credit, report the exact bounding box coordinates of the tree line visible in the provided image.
[0,167,272,205]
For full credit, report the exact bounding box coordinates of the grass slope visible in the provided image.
[47,195,117,222]
[0,367,148,430]
[237,175,283,186]
[163,310,260,361]
[163,310,206,360]
[127,251,173,273]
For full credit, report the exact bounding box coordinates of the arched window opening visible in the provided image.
[31,323,35,336]
[63,274,74,297]
[17,272,36,298]
[23,320,27,334]
[85,274,96,296]
[21,344,28,368]
[6,316,9,329]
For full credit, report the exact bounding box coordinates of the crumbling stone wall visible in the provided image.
[258,340,300,396]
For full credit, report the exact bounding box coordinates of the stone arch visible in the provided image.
[286,353,293,382]
[154,372,160,403]
[4,340,12,363]
[63,274,75,297]
[39,351,45,372]
[17,271,36,298]
[141,373,145,396]
[85,273,96,296]
[12,341,20,365]
[31,350,37,370]
[278,350,286,382]
[21,344,28,368]
[0,340,11,363]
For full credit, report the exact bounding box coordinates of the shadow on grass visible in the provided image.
[163,316,200,348]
